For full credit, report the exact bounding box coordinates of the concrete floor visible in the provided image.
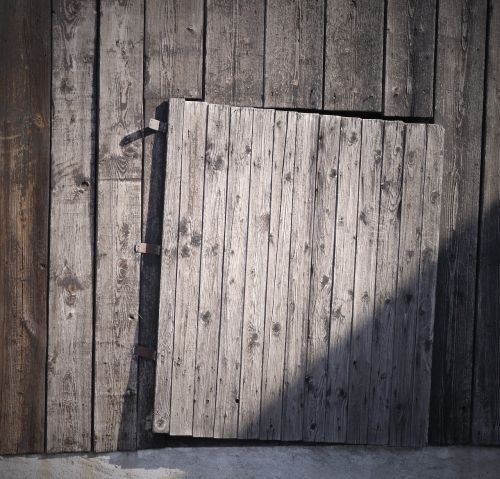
[1,445,499,478]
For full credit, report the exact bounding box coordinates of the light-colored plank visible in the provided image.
[94,0,143,452]
[46,0,95,453]
[238,108,275,439]
[282,113,319,441]
[303,115,341,442]
[346,120,383,444]
[214,107,254,438]
[193,104,230,437]
[324,0,384,111]
[367,121,405,445]
[260,111,296,440]
[205,0,265,106]
[153,98,186,434]
[325,117,362,443]
[389,123,426,446]
[264,0,324,109]
[169,101,208,436]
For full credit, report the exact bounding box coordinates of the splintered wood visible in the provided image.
[154,99,444,446]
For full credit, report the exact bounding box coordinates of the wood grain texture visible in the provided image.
[0,0,50,455]
[384,0,436,117]
[473,0,500,446]
[264,0,324,109]
[205,0,265,106]
[429,0,487,445]
[94,0,143,452]
[46,0,96,453]
[324,0,384,112]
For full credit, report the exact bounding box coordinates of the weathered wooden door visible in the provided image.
[153,99,444,446]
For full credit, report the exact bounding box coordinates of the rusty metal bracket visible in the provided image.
[149,118,167,132]
[134,345,157,361]
[135,242,161,256]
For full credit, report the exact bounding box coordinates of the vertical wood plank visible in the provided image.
[324,0,384,112]
[259,111,296,440]
[94,0,143,452]
[389,124,426,446]
[384,0,436,117]
[153,99,186,434]
[46,0,96,453]
[214,107,254,438]
[193,104,230,437]
[367,121,405,445]
[264,0,324,109]
[325,117,362,443]
[169,102,208,436]
[282,113,319,441]
[302,115,340,442]
[205,0,265,106]
[0,0,50,455]
[347,120,383,444]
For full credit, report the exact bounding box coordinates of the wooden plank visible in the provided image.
[214,107,254,438]
[324,117,362,443]
[324,0,384,112]
[346,120,383,444]
[429,0,487,445]
[238,109,275,439]
[384,0,436,117]
[282,113,319,441]
[264,0,324,109]
[144,0,203,99]
[94,0,143,452]
[473,0,500,446]
[0,0,50,455]
[169,102,208,436]
[302,115,340,442]
[410,124,444,446]
[193,104,230,437]
[389,123,426,446]
[46,0,95,453]
[260,111,296,440]
[367,121,405,445]
[205,0,265,106]
[153,98,186,434]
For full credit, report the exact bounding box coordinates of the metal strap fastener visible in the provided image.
[149,118,167,132]
[134,345,157,361]
[135,242,161,256]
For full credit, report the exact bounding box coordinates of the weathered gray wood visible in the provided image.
[214,107,254,438]
[367,121,405,445]
[46,0,95,453]
[94,0,143,452]
[325,117,362,443]
[410,124,444,446]
[205,0,265,106]
[238,109,274,439]
[169,101,208,436]
[144,0,203,99]
[429,0,487,445]
[153,98,186,434]
[347,120,383,444]
[264,0,324,109]
[473,0,500,445]
[384,0,436,117]
[389,123,426,446]
[324,0,384,112]
[260,111,296,440]
[193,104,230,437]
[282,113,319,441]
[303,115,340,442]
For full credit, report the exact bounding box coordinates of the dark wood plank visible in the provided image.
[0,0,50,455]
[264,0,324,109]
[384,0,436,117]
[205,0,265,106]
[429,0,487,445]
[46,0,95,453]
[324,0,384,112]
